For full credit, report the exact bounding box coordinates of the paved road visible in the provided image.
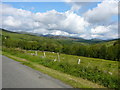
[2,56,72,88]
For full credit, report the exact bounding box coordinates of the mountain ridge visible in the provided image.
[1,28,118,44]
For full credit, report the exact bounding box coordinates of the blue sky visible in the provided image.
[3,2,99,14]
[1,1,118,40]
[3,2,71,13]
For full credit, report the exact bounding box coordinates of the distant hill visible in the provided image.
[32,33,107,44]
[38,34,118,44]
[1,28,118,44]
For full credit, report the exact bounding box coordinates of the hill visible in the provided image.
[1,29,119,61]
[1,28,115,44]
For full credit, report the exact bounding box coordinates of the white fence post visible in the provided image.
[78,59,81,64]
[57,53,60,62]
[54,58,56,62]
[44,52,46,57]
[35,51,37,56]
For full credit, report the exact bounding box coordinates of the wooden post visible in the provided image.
[78,59,81,64]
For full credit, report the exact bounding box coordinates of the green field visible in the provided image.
[2,47,119,88]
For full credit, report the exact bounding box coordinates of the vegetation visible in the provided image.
[1,29,120,61]
[1,29,119,88]
[2,51,105,88]
[2,46,119,88]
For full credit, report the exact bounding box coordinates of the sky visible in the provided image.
[1,0,119,40]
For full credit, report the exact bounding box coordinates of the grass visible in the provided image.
[2,47,119,88]
[27,50,118,77]
[2,51,105,88]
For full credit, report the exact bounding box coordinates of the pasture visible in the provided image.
[2,47,119,88]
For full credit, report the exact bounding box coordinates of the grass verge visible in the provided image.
[2,51,106,88]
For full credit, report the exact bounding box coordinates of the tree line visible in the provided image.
[2,34,120,61]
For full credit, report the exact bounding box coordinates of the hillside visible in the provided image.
[1,29,119,61]
[1,29,87,45]
[1,29,115,44]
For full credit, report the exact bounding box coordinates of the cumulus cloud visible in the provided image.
[84,0,118,24]
[33,10,89,34]
[3,16,21,27]
[1,2,119,40]
[91,26,110,34]
[61,11,89,34]
[2,4,32,17]
[1,4,89,35]
[90,23,118,39]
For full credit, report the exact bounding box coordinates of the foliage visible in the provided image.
[2,29,120,61]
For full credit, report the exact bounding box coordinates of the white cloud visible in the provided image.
[90,23,118,39]
[61,11,89,34]
[84,0,118,24]
[2,4,32,17]
[91,33,118,40]
[1,2,118,40]
[1,4,89,36]
[91,26,110,34]
[50,30,69,36]
[3,16,21,27]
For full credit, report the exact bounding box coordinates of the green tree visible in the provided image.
[99,45,107,59]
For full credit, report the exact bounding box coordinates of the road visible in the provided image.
[2,56,72,88]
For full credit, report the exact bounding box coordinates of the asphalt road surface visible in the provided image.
[2,56,72,88]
